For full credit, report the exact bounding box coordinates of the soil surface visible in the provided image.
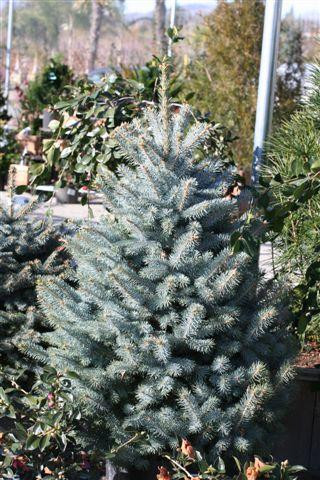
[295,341,320,369]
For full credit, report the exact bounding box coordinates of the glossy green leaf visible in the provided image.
[43,139,55,152]
[0,387,9,403]
[47,146,60,166]
[25,434,40,450]
[39,434,51,452]
[48,119,60,131]
[217,456,226,473]
[60,147,72,158]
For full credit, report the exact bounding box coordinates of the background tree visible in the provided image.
[85,0,125,72]
[154,0,168,57]
[187,0,264,173]
[10,0,125,76]
[274,12,304,126]
[87,0,104,72]
[14,0,68,60]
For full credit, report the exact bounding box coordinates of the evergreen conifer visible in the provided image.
[263,65,320,340]
[37,66,296,464]
[187,0,264,170]
[274,13,304,126]
[0,175,69,373]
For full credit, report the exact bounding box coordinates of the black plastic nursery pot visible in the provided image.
[275,367,320,476]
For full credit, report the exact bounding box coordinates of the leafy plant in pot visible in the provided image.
[19,57,74,137]
[31,60,233,207]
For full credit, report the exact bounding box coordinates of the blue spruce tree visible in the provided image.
[37,66,296,464]
[0,177,69,374]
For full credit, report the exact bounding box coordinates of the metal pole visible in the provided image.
[167,0,176,57]
[4,0,14,110]
[251,0,282,185]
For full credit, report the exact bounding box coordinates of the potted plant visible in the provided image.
[17,56,75,157]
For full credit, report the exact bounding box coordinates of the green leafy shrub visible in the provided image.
[32,73,140,190]
[121,58,184,102]
[262,66,320,342]
[0,367,106,479]
[36,67,296,466]
[0,366,147,479]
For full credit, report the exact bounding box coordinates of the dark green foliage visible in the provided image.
[263,65,320,341]
[121,58,184,103]
[0,199,69,373]
[0,367,106,479]
[20,57,74,134]
[37,68,295,466]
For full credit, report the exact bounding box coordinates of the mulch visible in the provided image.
[295,341,320,369]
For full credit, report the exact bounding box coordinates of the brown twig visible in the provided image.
[163,454,193,479]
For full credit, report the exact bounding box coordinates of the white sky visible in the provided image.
[124,0,320,20]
